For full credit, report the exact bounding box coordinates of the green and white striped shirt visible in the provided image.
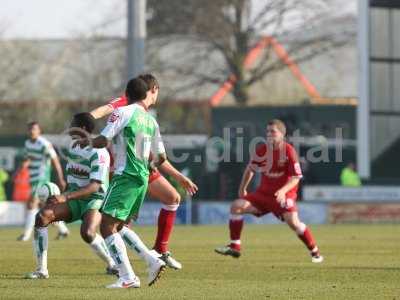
[24,136,57,184]
[101,104,165,180]
[66,145,110,199]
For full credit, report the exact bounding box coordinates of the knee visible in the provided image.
[230,200,244,215]
[35,209,52,227]
[163,191,181,205]
[100,217,115,238]
[80,226,96,243]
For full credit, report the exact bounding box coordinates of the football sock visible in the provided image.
[90,234,116,268]
[105,233,136,282]
[120,226,157,265]
[54,221,69,235]
[33,227,48,273]
[296,223,317,252]
[154,204,178,253]
[229,214,243,251]
[23,209,39,239]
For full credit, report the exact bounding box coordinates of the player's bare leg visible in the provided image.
[81,210,118,275]
[18,196,40,241]
[148,176,182,269]
[215,199,261,258]
[25,203,71,279]
[283,212,323,263]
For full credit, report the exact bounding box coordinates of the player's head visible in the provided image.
[138,73,159,105]
[27,121,41,140]
[70,112,95,137]
[266,119,286,145]
[125,77,148,104]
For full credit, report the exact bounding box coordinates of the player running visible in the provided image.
[25,113,118,279]
[75,77,168,288]
[215,119,323,263]
[17,121,69,242]
[90,74,198,270]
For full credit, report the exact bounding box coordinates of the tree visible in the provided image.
[147,0,355,105]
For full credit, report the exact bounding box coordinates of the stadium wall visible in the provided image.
[2,196,400,226]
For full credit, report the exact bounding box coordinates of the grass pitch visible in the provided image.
[0,224,399,299]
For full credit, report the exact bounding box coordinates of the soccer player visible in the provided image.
[25,113,119,279]
[215,119,323,263]
[90,74,198,270]
[17,122,69,241]
[75,78,168,288]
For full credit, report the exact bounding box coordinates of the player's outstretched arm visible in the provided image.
[238,164,255,198]
[90,105,113,120]
[158,160,198,196]
[48,180,101,205]
[73,135,109,149]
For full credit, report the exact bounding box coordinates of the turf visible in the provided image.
[0,224,399,299]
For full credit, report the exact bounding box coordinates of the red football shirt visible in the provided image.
[107,95,128,109]
[250,142,302,198]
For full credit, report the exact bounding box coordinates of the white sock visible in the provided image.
[89,234,115,268]
[105,233,136,282]
[119,226,157,265]
[24,209,39,239]
[33,227,48,273]
[54,221,69,235]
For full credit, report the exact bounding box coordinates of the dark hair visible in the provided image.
[138,73,159,90]
[125,77,148,104]
[71,112,95,133]
[27,121,39,129]
[267,119,286,136]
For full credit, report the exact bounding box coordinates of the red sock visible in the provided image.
[297,227,317,251]
[229,219,243,251]
[154,208,176,253]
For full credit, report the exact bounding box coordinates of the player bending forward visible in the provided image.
[215,119,323,263]
[90,73,198,270]
[25,113,119,279]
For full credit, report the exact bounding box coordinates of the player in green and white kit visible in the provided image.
[17,122,69,241]
[75,78,167,289]
[25,113,117,279]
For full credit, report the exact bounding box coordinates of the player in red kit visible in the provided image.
[91,74,198,270]
[215,119,323,263]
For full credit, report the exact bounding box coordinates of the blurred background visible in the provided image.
[0,0,399,226]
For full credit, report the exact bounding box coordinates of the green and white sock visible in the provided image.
[54,221,69,235]
[120,226,157,265]
[33,227,48,273]
[105,233,136,282]
[89,234,115,269]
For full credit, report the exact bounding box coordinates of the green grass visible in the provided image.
[0,224,399,299]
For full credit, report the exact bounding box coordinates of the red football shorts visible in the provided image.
[243,191,297,220]
[148,170,162,184]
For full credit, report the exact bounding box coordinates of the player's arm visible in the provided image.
[238,164,255,198]
[45,142,67,192]
[274,177,301,204]
[51,156,67,192]
[74,109,124,149]
[65,180,101,200]
[275,146,303,204]
[48,180,102,205]
[158,159,198,196]
[149,121,168,169]
[90,104,113,119]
